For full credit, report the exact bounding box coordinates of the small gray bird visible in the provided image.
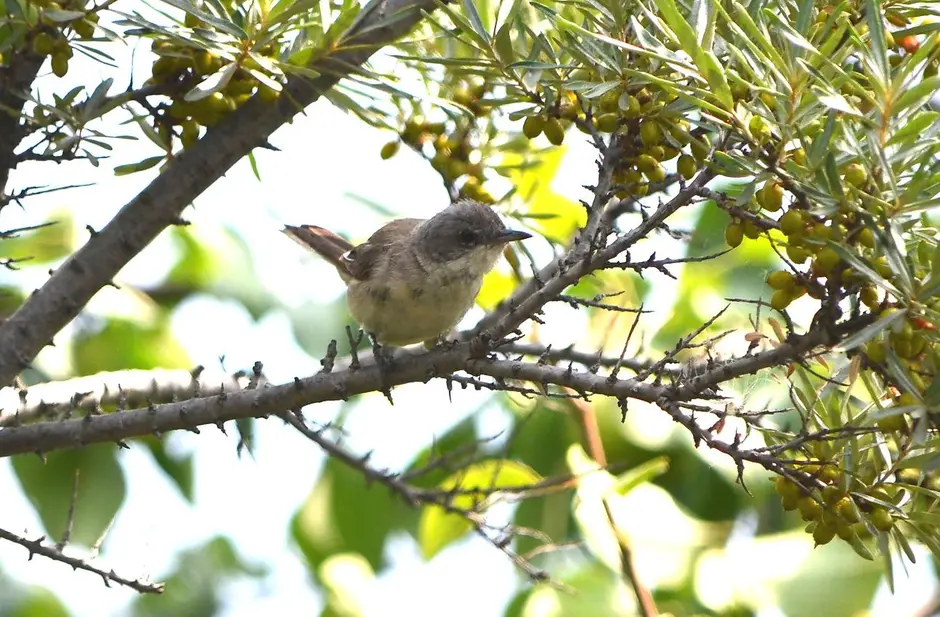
[284,200,531,347]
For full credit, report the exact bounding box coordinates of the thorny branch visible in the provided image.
[0,526,164,594]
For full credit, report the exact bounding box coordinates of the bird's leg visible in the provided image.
[368,332,395,405]
[425,330,459,351]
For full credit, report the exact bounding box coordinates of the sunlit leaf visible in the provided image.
[418,459,541,559]
[12,444,126,547]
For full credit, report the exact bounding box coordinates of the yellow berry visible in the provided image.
[634,154,657,173]
[32,32,55,56]
[775,476,801,501]
[865,340,886,363]
[779,210,804,235]
[193,50,216,75]
[860,286,879,309]
[639,120,662,146]
[543,118,565,145]
[749,115,771,143]
[596,113,619,133]
[786,244,812,264]
[857,227,875,248]
[643,161,666,183]
[51,52,69,77]
[677,154,697,180]
[180,120,199,148]
[814,247,841,274]
[690,135,710,161]
[767,270,796,290]
[380,140,400,160]
[843,163,867,187]
[835,497,860,523]
[73,15,97,39]
[813,522,836,545]
[743,220,762,240]
[758,181,784,212]
[870,507,894,532]
[798,495,823,521]
[522,115,544,139]
[770,289,795,311]
[725,223,744,248]
[257,83,281,102]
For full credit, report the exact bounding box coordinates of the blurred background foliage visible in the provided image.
[1,0,939,612]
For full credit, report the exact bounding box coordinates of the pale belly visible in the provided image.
[346,274,482,346]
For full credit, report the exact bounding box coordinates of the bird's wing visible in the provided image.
[341,218,424,280]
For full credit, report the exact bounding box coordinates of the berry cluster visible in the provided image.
[27,0,99,77]
[381,81,494,203]
[520,86,709,199]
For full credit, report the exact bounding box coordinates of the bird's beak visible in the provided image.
[489,229,532,244]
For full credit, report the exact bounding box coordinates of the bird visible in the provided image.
[283,200,531,347]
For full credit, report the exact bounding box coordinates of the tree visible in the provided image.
[1,0,939,613]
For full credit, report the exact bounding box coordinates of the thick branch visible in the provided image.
[0,0,438,387]
[0,321,845,458]
[0,51,45,196]
[0,343,468,456]
[0,367,254,427]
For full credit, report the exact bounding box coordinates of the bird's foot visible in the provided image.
[368,333,395,405]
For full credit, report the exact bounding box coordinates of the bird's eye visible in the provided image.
[458,229,478,245]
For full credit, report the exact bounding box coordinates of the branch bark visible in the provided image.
[0,324,839,459]
[0,367,255,427]
[0,0,438,387]
[0,51,45,197]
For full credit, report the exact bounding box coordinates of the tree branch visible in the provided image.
[0,51,45,197]
[0,367,257,427]
[0,318,855,459]
[0,0,440,387]
[0,526,164,594]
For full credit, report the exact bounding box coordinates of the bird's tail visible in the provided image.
[282,224,354,273]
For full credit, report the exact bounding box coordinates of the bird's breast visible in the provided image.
[345,268,485,346]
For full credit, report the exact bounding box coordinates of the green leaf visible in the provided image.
[835,307,907,352]
[894,76,940,116]
[614,456,669,495]
[863,0,889,87]
[653,0,732,109]
[418,459,541,559]
[924,375,940,407]
[293,455,413,575]
[156,0,248,39]
[183,62,237,101]
[460,0,490,43]
[114,155,165,176]
[0,216,74,264]
[41,8,85,21]
[826,240,900,297]
[12,444,126,546]
[7,588,70,617]
[132,537,264,617]
[72,317,190,374]
[887,111,939,147]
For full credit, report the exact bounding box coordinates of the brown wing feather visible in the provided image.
[342,218,424,280]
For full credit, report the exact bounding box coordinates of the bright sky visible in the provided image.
[0,7,937,617]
